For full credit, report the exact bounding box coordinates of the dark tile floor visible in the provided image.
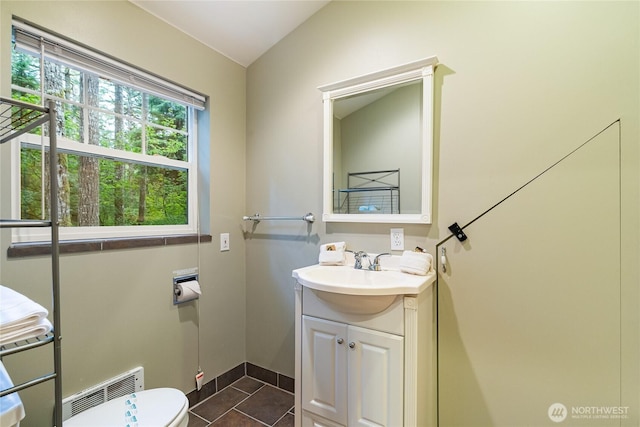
[188,376,294,426]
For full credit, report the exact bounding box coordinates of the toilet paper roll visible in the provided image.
[175,280,201,304]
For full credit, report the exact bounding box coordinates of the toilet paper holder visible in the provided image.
[173,274,200,305]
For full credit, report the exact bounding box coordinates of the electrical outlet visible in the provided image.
[390,228,404,250]
[220,233,230,251]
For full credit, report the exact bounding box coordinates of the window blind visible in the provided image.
[12,20,207,110]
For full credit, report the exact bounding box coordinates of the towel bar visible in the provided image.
[242,213,315,223]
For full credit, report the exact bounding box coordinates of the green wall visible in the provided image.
[1,1,638,425]
[245,1,639,423]
[0,1,247,425]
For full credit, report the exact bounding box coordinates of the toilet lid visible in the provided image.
[64,388,188,427]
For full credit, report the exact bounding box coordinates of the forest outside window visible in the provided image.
[9,21,206,243]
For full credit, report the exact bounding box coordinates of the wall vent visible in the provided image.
[61,367,144,421]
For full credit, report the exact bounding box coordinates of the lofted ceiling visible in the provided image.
[129,0,330,67]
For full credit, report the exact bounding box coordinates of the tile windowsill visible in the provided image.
[7,234,212,258]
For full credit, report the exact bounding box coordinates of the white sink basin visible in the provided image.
[293,260,435,314]
[293,264,435,296]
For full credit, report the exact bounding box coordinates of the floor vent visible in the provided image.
[62,367,144,421]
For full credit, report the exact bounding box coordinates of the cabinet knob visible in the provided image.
[348,342,356,349]
[337,338,344,345]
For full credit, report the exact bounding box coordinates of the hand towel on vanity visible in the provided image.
[399,250,434,276]
[318,241,346,265]
[0,285,53,345]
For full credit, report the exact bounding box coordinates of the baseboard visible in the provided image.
[186,362,294,407]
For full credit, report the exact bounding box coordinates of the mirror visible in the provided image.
[319,56,438,224]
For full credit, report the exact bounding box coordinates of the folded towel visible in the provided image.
[319,251,346,265]
[319,241,346,265]
[0,317,52,345]
[400,250,433,276]
[0,285,52,345]
[0,285,48,330]
[320,241,346,252]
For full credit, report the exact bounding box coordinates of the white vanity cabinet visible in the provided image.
[301,315,404,426]
[294,277,436,427]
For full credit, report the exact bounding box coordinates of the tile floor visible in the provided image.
[188,376,294,426]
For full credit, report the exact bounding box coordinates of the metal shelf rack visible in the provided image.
[335,169,400,214]
[0,97,62,426]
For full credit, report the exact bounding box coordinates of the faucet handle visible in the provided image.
[369,253,391,271]
[353,251,369,269]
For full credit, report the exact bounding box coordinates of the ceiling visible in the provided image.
[129,0,330,67]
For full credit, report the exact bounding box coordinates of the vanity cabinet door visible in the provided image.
[302,316,404,427]
[302,411,345,427]
[302,316,348,425]
[347,325,404,427]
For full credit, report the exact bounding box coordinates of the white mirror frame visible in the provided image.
[319,56,438,224]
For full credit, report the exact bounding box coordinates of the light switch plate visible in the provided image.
[220,233,230,251]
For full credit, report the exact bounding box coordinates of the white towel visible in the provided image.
[0,285,52,345]
[318,241,346,265]
[0,285,48,329]
[399,250,433,276]
[320,242,346,252]
[0,318,53,345]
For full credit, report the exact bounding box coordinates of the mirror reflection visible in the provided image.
[332,80,422,215]
[320,56,437,224]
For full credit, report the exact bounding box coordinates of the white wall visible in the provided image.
[245,0,639,421]
[0,1,247,426]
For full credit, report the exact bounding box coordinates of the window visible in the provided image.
[10,21,206,242]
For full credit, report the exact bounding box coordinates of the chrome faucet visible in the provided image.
[369,253,390,271]
[353,251,369,270]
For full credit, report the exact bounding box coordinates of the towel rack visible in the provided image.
[242,213,315,223]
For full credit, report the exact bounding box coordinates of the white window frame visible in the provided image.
[10,20,205,243]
